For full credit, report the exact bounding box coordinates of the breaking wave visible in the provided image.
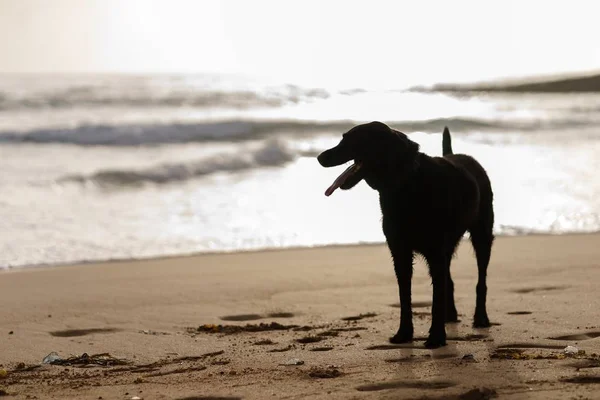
[60,139,318,186]
[2,116,590,147]
[0,83,330,111]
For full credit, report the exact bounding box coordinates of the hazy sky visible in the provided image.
[1,0,599,87]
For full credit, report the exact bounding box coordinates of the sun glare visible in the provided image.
[0,0,599,87]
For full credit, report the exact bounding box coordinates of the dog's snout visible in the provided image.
[317,152,327,166]
[317,145,353,168]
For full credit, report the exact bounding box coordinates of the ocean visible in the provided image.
[1,73,599,269]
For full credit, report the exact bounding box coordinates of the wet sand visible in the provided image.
[1,234,600,399]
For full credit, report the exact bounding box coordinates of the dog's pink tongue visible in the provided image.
[324,163,360,197]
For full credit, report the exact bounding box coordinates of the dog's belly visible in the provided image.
[381,198,476,254]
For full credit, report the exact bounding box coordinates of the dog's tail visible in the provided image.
[442,126,453,156]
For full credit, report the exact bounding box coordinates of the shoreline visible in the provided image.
[3,230,599,272]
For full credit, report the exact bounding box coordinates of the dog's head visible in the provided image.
[317,121,419,195]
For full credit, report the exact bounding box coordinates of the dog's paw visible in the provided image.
[425,327,447,348]
[424,335,447,349]
[473,314,491,328]
[389,330,413,344]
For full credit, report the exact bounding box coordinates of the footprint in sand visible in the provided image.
[355,380,456,392]
[220,314,263,321]
[220,312,296,321]
[384,356,419,363]
[296,336,326,344]
[341,312,377,321]
[507,311,533,315]
[549,331,600,341]
[268,345,293,353]
[253,339,276,346]
[49,328,120,337]
[511,285,569,294]
[267,312,295,318]
[330,327,367,332]
[561,376,600,384]
[310,346,334,352]
[569,359,600,371]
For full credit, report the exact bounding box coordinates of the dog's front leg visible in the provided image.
[389,248,414,344]
[425,254,448,348]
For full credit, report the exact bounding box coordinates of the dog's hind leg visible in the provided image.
[469,212,494,328]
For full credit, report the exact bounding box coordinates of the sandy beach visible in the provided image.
[1,234,600,399]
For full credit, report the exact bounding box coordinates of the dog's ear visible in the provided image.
[390,129,419,155]
[388,129,419,174]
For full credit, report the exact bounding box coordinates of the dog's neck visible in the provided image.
[389,152,422,191]
[365,148,422,193]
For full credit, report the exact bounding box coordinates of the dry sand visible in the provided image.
[1,234,600,399]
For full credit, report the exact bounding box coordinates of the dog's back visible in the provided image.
[439,128,494,230]
[440,128,493,214]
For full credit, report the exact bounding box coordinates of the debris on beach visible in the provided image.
[139,330,170,336]
[491,347,589,361]
[495,348,556,360]
[12,362,40,372]
[564,345,579,355]
[41,352,128,367]
[279,358,304,366]
[194,322,299,334]
[42,352,62,364]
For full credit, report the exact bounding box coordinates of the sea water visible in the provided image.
[1,73,598,268]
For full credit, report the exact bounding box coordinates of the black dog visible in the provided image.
[317,122,494,348]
